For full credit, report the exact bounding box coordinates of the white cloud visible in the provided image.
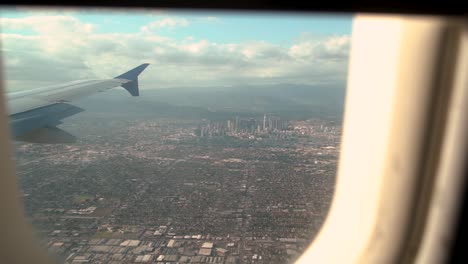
[204,16,219,21]
[1,14,350,91]
[289,35,350,61]
[1,15,94,35]
[197,16,219,22]
[140,17,189,33]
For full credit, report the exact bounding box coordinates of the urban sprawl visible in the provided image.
[16,115,340,264]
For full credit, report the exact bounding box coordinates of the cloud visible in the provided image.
[289,35,350,62]
[197,16,219,22]
[1,15,94,35]
[140,17,189,33]
[203,16,219,21]
[1,14,350,90]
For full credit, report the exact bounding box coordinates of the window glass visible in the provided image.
[1,7,351,263]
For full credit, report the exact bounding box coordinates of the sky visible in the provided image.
[0,7,353,91]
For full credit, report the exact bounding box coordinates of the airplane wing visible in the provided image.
[6,63,149,143]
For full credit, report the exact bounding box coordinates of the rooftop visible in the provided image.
[199,248,212,256]
[201,242,213,249]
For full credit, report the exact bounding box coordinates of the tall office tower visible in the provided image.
[235,116,239,133]
[227,120,231,132]
[263,114,267,131]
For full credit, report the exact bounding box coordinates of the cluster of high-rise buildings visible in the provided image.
[196,115,290,137]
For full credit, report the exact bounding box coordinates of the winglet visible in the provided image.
[114,63,150,96]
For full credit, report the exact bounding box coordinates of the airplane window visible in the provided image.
[1,7,351,263]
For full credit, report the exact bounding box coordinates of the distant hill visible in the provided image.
[73,83,347,121]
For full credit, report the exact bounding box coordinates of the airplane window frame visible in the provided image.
[0,8,467,264]
[297,15,467,263]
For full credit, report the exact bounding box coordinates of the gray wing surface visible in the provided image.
[7,63,149,143]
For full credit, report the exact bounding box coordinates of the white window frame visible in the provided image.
[298,15,467,263]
